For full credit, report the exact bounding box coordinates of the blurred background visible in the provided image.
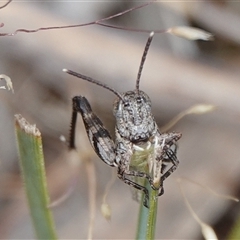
[0,1,240,239]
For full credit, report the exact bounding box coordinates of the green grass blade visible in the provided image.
[131,146,158,240]
[136,184,149,240]
[146,188,158,239]
[136,183,158,240]
[15,114,58,239]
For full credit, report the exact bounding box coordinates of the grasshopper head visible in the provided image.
[64,32,156,144]
[113,90,156,142]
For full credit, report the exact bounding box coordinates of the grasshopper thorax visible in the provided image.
[113,90,156,143]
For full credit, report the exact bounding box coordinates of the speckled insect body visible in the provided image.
[64,32,181,208]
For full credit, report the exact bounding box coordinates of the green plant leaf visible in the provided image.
[15,114,57,239]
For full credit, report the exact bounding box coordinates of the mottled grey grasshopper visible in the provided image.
[63,32,181,208]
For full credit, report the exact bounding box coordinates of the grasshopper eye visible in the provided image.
[136,97,142,104]
[123,102,130,108]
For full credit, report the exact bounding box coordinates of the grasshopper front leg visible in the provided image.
[160,132,181,182]
[69,96,117,167]
[117,167,150,208]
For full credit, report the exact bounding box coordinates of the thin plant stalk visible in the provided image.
[136,182,158,240]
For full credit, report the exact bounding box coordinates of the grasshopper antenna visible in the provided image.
[136,31,154,94]
[63,69,123,100]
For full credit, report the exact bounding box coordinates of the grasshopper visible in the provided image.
[63,32,181,208]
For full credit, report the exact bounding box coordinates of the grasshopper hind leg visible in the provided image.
[69,96,117,167]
